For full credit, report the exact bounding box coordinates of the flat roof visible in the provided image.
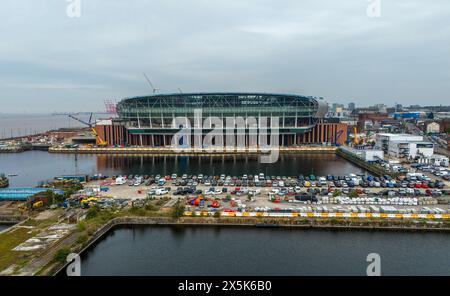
[377,133,420,137]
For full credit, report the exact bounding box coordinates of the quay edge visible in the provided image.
[51,216,450,276]
[48,146,337,155]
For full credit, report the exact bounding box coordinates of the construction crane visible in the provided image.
[68,113,93,127]
[90,128,108,147]
[143,73,160,93]
[350,127,366,146]
[68,113,108,147]
[353,127,359,145]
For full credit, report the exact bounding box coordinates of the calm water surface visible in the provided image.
[0,225,11,231]
[0,151,368,187]
[81,226,450,276]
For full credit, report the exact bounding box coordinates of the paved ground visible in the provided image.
[87,180,450,212]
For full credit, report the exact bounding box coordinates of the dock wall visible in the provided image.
[49,146,337,155]
[336,148,390,177]
[53,215,450,275]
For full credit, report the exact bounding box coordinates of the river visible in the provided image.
[0,151,368,187]
[0,225,11,231]
[80,225,450,276]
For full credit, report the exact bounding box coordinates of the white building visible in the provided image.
[375,133,434,159]
[340,146,384,162]
[422,154,449,167]
[361,150,384,162]
[388,141,434,158]
[426,122,440,134]
[375,133,423,151]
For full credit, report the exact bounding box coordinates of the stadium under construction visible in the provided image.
[95,93,348,147]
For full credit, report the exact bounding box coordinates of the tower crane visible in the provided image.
[143,73,160,93]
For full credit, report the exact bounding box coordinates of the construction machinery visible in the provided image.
[353,127,360,145]
[67,113,108,147]
[350,127,368,146]
[91,127,108,147]
[143,73,160,93]
[32,201,44,208]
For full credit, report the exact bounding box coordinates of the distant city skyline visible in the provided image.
[1,0,450,113]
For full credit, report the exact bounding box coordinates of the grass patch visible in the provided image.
[76,234,88,245]
[171,202,186,218]
[22,215,61,230]
[0,228,37,271]
[77,221,87,231]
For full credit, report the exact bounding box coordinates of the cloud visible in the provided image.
[0,81,106,90]
[0,0,449,112]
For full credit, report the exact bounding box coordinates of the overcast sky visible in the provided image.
[0,0,449,113]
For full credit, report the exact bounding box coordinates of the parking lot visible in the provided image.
[86,171,450,215]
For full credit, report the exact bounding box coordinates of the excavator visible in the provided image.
[91,127,108,147]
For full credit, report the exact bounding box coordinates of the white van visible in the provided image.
[115,177,127,185]
[155,188,169,196]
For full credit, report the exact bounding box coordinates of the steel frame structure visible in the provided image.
[116,92,328,131]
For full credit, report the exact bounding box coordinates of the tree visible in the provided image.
[171,202,185,218]
[349,190,359,198]
[54,247,71,263]
[86,205,100,220]
[333,190,342,197]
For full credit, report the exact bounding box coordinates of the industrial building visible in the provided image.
[95,93,348,147]
[418,154,449,167]
[387,141,434,159]
[375,133,434,159]
[340,146,384,162]
[426,122,440,134]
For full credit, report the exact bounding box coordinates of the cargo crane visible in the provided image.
[68,113,108,147]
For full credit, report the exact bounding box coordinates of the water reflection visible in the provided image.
[1,151,368,187]
[94,154,367,177]
[80,226,450,276]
